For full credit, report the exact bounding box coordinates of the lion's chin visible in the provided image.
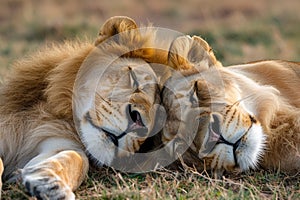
[202,123,265,175]
[236,123,266,172]
[79,119,116,166]
[80,119,147,166]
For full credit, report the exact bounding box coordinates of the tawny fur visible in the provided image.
[0,42,94,180]
[162,35,300,174]
[229,61,300,173]
[0,16,165,199]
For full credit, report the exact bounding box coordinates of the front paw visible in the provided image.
[21,167,75,200]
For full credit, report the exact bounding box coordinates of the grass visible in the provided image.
[2,167,299,199]
[1,0,300,199]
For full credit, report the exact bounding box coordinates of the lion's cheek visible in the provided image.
[235,123,265,171]
[79,120,116,166]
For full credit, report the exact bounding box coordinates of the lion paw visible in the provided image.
[21,168,75,200]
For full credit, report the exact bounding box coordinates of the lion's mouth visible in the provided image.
[127,104,147,133]
[84,105,148,147]
[202,114,243,167]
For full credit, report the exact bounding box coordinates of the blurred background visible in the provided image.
[1,0,299,73]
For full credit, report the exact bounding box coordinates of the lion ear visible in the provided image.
[95,16,138,46]
[168,35,222,71]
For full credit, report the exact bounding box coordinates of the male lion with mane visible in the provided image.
[0,16,165,199]
[161,35,300,177]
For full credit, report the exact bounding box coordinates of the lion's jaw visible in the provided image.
[198,111,265,174]
[79,106,152,165]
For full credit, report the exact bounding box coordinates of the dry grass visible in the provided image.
[1,0,300,199]
[2,166,299,199]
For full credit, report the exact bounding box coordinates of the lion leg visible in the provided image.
[21,138,89,200]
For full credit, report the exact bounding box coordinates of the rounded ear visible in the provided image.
[193,79,220,107]
[95,16,138,45]
[168,35,222,71]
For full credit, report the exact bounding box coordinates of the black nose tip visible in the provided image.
[130,110,140,123]
[127,104,145,126]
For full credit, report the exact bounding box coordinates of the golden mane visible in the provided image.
[0,16,165,199]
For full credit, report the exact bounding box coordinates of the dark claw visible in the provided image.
[33,186,41,197]
[25,181,31,193]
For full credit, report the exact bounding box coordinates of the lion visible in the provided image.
[0,16,165,199]
[161,35,300,177]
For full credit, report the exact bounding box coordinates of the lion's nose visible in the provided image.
[127,104,145,127]
[126,104,148,137]
[130,110,144,127]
